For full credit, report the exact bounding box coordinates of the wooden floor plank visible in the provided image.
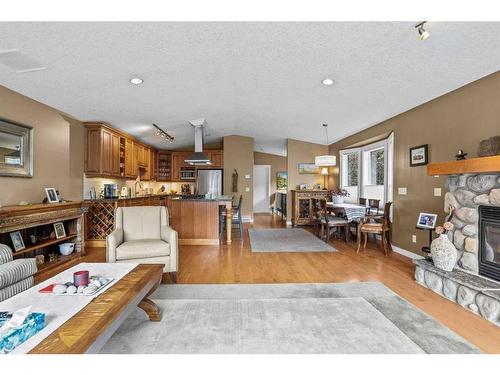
[46,213,500,353]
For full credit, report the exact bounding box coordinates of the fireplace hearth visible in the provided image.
[479,205,500,282]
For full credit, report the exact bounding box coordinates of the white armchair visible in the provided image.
[106,206,178,281]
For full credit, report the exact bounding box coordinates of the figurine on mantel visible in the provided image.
[455,150,467,160]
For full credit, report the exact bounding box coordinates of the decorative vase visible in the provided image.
[430,234,458,271]
[333,196,345,204]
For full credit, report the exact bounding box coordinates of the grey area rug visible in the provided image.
[100,282,479,354]
[248,228,335,252]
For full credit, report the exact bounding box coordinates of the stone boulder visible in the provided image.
[443,279,458,301]
[453,230,465,250]
[473,194,490,205]
[454,207,478,224]
[490,189,500,206]
[444,192,459,213]
[460,252,478,272]
[464,238,478,254]
[454,189,477,207]
[467,175,497,193]
[415,267,425,284]
[457,285,477,308]
[476,294,500,324]
[424,271,443,295]
[462,224,477,238]
[450,216,466,229]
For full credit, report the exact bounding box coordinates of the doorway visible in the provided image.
[253,165,271,213]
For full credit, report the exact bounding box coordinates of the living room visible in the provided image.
[1,1,499,372]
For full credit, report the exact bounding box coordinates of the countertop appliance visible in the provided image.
[103,183,118,199]
[196,169,223,197]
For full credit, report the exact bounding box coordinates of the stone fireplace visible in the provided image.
[444,173,500,275]
[414,171,500,326]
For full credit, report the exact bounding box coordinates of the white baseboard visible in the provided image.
[391,245,424,260]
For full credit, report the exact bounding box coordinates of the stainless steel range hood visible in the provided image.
[185,118,212,165]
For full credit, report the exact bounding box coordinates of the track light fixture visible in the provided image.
[152,123,174,143]
[415,21,430,41]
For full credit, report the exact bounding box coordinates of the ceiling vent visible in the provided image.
[185,118,211,166]
[0,49,46,73]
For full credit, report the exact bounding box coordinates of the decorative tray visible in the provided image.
[38,277,114,296]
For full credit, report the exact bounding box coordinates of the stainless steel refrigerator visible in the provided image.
[196,169,223,197]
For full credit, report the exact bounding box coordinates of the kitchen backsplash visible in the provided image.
[82,176,194,199]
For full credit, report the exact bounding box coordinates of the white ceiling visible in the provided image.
[0,22,499,156]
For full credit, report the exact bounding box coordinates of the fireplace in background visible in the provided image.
[478,205,500,282]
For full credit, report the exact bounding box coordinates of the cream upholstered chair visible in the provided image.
[106,206,178,281]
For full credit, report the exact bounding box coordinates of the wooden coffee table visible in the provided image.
[29,264,163,354]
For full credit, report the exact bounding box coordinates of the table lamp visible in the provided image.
[321,167,329,189]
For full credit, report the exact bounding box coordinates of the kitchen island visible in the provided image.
[166,196,233,245]
[83,195,233,247]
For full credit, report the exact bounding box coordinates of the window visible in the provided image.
[340,134,393,207]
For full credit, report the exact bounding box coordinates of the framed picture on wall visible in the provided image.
[409,144,428,167]
[298,163,319,174]
[276,171,288,190]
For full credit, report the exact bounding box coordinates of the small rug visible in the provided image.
[248,228,335,252]
[100,282,479,354]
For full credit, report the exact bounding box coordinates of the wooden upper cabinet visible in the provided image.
[170,153,183,181]
[124,138,136,178]
[84,124,121,177]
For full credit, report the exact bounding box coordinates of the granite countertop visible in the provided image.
[169,195,233,202]
[84,194,180,202]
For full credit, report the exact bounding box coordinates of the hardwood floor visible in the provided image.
[83,213,500,353]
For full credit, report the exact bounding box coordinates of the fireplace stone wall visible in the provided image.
[444,173,500,273]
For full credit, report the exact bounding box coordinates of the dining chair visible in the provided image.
[356,201,392,255]
[219,195,244,241]
[311,198,323,237]
[368,199,381,215]
[320,200,349,243]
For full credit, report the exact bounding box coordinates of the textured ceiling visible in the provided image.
[0,22,499,156]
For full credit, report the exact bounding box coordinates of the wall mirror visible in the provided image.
[0,118,33,177]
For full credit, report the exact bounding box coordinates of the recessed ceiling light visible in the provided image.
[130,77,143,85]
[321,78,334,86]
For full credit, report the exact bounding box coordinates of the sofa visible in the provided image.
[106,206,178,281]
[0,244,37,302]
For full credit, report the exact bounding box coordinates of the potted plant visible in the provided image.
[330,188,350,204]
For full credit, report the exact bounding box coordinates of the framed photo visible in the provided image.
[299,184,308,190]
[409,144,428,167]
[45,187,59,203]
[53,222,66,239]
[276,171,288,190]
[416,212,438,229]
[298,163,319,174]
[9,231,25,252]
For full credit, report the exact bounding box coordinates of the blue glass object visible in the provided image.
[0,312,45,354]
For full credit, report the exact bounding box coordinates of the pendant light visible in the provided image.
[315,124,336,167]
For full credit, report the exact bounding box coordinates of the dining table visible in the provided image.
[326,202,367,222]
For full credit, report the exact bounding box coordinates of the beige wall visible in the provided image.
[287,139,328,220]
[329,70,500,255]
[254,151,287,208]
[0,86,85,206]
[223,135,254,219]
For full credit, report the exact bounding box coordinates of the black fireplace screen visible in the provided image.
[479,205,500,282]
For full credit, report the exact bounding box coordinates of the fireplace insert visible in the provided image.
[478,205,500,282]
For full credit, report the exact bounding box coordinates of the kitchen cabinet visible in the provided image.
[157,151,171,181]
[124,137,136,178]
[84,123,121,177]
[170,153,183,181]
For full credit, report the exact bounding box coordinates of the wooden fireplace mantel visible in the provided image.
[426,155,500,176]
